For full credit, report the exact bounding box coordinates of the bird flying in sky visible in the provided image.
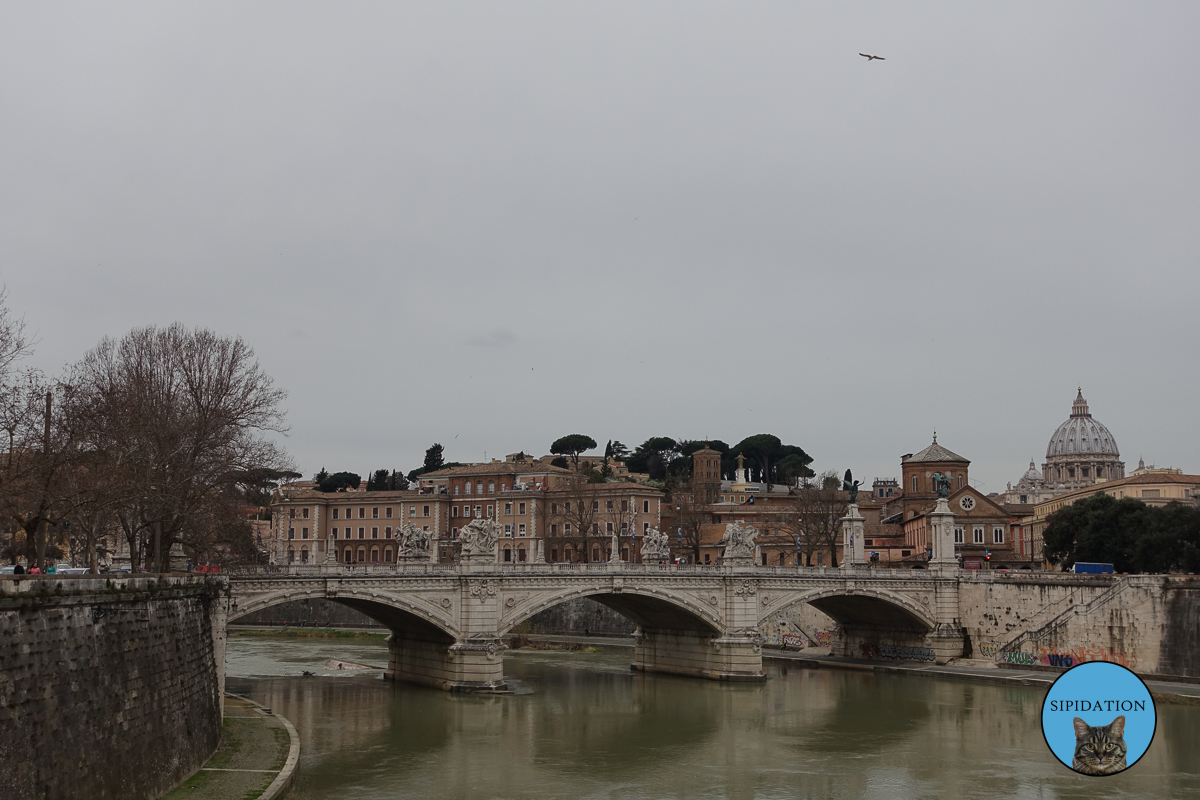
[859,53,885,61]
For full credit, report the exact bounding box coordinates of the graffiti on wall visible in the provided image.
[860,643,936,662]
[1037,645,1138,670]
[978,642,999,658]
[1000,646,1138,669]
[813,630,834,647]
[1003,652,1038,666]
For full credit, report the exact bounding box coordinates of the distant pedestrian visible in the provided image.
[13,564,24,575]
[29,565,41,575]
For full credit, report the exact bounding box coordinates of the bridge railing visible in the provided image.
[223,562,954,580]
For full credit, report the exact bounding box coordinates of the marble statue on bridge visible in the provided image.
[460,518,503,562]
[395,523,431,559]
[640,528,670,562]
[718,522,757,563]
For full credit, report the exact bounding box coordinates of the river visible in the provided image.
[226,633,1200,800]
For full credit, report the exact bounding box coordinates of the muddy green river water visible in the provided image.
[226,634,1200,800]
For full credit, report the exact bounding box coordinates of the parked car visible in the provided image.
[59,567,89,575]
[0,565,17,574]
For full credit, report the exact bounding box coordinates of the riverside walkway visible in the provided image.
[163,695,299,800]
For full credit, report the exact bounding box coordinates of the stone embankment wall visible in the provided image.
[0,575,226,800]
[513,597,636,637]
[234,597,385,628]
[960,574,1200,678]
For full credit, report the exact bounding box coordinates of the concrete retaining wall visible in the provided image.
[960,574,1200,678]
[0,576,226,800]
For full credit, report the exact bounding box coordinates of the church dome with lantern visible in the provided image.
[1041,389,1124,491]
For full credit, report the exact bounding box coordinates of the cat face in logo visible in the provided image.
[1072,715,1127,775]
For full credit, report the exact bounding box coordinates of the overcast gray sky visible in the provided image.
[2,2,1197,492]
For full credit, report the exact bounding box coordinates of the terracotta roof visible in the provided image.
[907,437,969,463]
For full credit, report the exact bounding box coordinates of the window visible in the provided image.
[372,507,379,519]
[455,485,460,495]
[503,549,512,562]
[592,523,599,535]
[474,505,482,518]
[912,476,919,493]
[300,547,308,564]
[372,527,378,539]
[1142,489,1161,498]
[551,524,558,535]
[358,527,365,539]
[551,503,559,515]
[1020,495,1028,504]
[333,508,340,519]
[452,506,459,518]
[1068,468,1075,478]
[606,500,614,512]
[302,527,309,540]
[592,501,599,512]
[358,507,365,519]
[409,506,416,517]
[643,522,650,533]
[465,482,472,495]
[643,500,649,513]
[332,528,338,539]
[564,523,572,536]
[488,481,495,494]
[518,502,526,515]
[476,482,483,494]
[1082,468,1090,478]
[518,523,526,536]
[954,527,964,544]
[486,505,494,518]
[287,547,294,562]
[385,526,392,537]
[288,527,295,540]
[422,505,430,517]
[621,500,628,512]
[302,508,309,519]
[993,526,1004,544]
[289,509,295,519]
[958,476,964,488]
[386,507,393,518]
[504,524,513,536]
[565,502,572,513]
[504,503,513,516]
[620,522,628,533]
[973,526,984,544]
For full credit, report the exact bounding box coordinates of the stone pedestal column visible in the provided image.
[840,504,865,568]
[928,497,958,571]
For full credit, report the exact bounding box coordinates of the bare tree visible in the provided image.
[663,482,708,564]
[783,470,848,567]
[547,477,604,562]
[66,324,293,571]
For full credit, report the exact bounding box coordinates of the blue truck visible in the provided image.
[1072,562,1115,574]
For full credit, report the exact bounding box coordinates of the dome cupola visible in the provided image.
[1041,389,1124,490]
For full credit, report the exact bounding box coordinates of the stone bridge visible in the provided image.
[228,563,965,690]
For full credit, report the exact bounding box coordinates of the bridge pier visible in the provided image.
[632,628,765,681]
[385,634,508,692]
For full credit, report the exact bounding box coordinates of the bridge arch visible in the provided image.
[230,585,460,642]
[765,586,936,633]
[497,585,723,638]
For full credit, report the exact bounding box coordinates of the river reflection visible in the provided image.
[226,637,1200,800]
